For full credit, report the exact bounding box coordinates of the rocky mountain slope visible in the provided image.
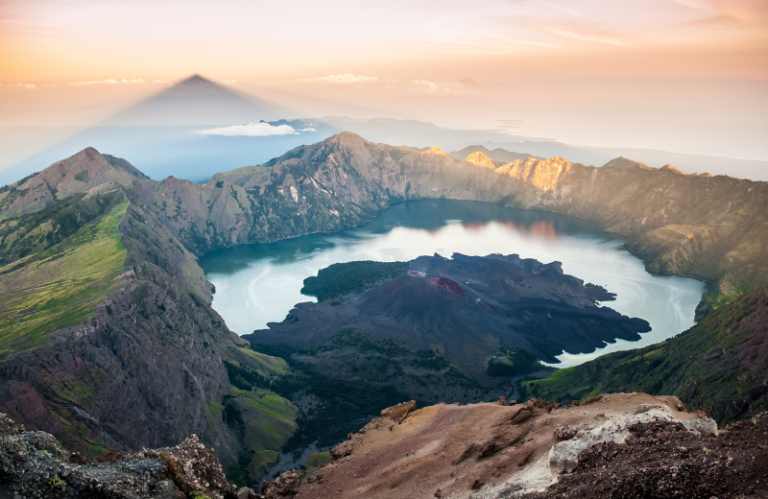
[450,145,541,164]
[161,132,765,312]
[0,150,297,485]
[266,393,768,499]
[1,132,767,487]
[0,147,148,221]
[12,132,756,315]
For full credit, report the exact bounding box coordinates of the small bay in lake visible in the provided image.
[200,200,704,368]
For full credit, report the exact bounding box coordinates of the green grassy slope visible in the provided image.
[0,192,129,357]
[522,286,768,423]
[220,347,297,483]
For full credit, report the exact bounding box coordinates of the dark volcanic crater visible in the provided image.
[245,253,650,378]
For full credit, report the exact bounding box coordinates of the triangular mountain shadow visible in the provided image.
[102,74,293,126]
[0,75,328,185]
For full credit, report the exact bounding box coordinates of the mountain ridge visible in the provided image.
[1,133,767,485]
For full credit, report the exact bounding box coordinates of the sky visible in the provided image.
[1,0,767,159]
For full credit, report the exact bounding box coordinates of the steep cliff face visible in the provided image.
[0,153,295,484]
[146,133,581,257]
[513,162,768,307]
[169,133,767,310]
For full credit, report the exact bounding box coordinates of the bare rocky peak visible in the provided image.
[0,147,145,220]
[660,163,688,175]
[601,156,652,169]
[450,145,541,163]
[423,146,448,156]
[465,151,499,169]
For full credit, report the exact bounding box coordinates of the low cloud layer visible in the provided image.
[296,74,380,84]
[68,79,169,87]
[0,83,37,89]
[196,122,315,137]
[292,74,482,97]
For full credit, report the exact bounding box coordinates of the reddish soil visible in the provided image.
[284,393,698,499]
[431,276,464,298]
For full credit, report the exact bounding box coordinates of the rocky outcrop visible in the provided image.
[548,404,686,474]
[260,470,299,499]
[524,412,768,498]
[380,400,417,424]
[0,412,257,499]
[268,393,754,499]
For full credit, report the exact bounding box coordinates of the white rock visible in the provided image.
[683,418,718,437]
[549,407,678,475]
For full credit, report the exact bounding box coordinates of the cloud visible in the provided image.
[296,74,380,84]
[407,79,482,96]
[0,82,37,89]
[68,78,148,87]
[506,0,579,16]
[289,75,483,97]
[672,0,768,23]
[195,122,315,137]
[547,28,631,47]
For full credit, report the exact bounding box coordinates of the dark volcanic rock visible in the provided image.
[0,412,254,499]
[522,411,768,499]
[247,253,650,374]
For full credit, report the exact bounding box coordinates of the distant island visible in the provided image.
[248,253,650,370]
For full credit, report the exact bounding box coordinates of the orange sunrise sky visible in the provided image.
[1,0,767,159]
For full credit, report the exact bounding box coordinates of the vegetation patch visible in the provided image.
[485,347,548,377]
[299,451,332,479]
[300,260,408,302]
[235,347,290,377]
[251,328,485,453]
[74,170,90,183]
[521,286,768,424]
[0,197,130,357]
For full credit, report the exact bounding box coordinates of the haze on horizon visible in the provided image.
[1,0,767,161]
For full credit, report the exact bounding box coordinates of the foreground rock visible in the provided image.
[0,413,257,499]
[263,393,768,499]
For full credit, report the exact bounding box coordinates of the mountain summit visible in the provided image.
[102,74,290,126]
